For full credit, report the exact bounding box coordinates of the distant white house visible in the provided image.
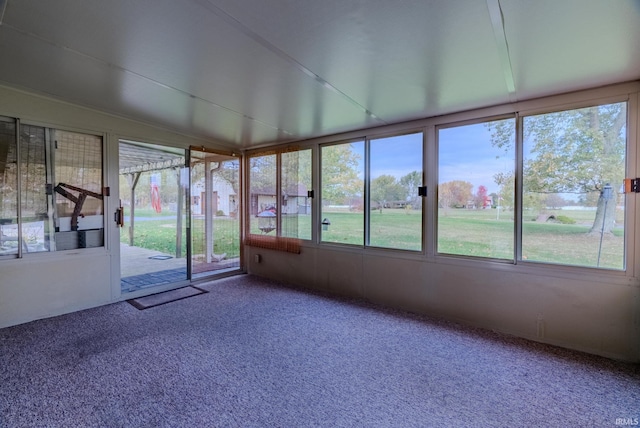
[191,174,238,217]
[250,183,310,216]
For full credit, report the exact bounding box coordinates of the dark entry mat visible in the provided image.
[148,255,173,260]
[127,286,208,310]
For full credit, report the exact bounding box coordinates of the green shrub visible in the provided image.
[555,215,576,224]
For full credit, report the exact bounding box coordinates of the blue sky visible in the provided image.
[370,133,423,178]
[438,121,514,194]
[346,122,514,195]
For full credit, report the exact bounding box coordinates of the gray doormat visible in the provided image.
[127,286,208,310]
[148,255,173,260]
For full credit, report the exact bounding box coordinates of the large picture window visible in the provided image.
[435,101,627,271]
[52,130,104,251]
[437,119,515,259]
[281,149,312,240]
[245,97,629,273]
[320,134,424,251]
[248,148,312,241]
[249,153,277,235]
[320,141,364,245]
[369,133,423,251]
[0,118,104,257]
[521,102,627,269]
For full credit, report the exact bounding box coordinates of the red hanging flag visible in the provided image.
[151,183,161,213]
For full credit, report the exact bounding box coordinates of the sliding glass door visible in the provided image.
[117,142,241,293]
[118,140,188,292]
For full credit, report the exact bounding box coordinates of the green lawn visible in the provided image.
[321,210,422,250]
[437,208,623,269]
[521,221,623,269]
[438,214,513,259]
[191,217,241,258]
[124,207,178,218]
[120,208,240,258]
[123,206,625,270]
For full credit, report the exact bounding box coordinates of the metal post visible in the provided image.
[127,172,140,246]
[204,158,213,264]
[175,167,183,258]
[597,183,613,267]
[15,119,22,258]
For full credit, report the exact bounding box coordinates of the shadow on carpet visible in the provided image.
[127,285,208,310]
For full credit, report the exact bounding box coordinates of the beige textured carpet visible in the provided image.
[1,274,638,427]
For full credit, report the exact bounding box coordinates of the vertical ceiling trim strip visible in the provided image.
[0,0,7,25]
[486,0,517,102]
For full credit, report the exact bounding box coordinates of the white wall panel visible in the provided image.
[315,248,364,298]
[0,253,111,328]
[0,84,229,329]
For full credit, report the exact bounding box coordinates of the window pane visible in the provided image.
[0,118,18,256]
[522,102,626,269]
[281,149,312,240]
[20,125,49,252]
[369,133,423,251]
[190,151,240,276]
[438,119,515,259]
[321,141,364,245]
[54,130,104,250]
[249,154,277,235]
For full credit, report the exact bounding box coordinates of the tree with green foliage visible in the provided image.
[544,193,567,209]
[249,154,276,194]
[321,144,362,206]
[371,175,405,208]
[489,102,626,234]
[400,170,422,208]
[282,150,311,195]
[493,171,514,210]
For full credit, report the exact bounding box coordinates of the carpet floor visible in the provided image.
[1,274,638,427]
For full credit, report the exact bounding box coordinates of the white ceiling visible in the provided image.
[0,0,639,149]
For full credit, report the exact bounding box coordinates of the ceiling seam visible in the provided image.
[486,0,517,103]
[196,0,387,125]
[0,22,294,137]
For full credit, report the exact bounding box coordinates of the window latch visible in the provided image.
[418,186,427,197]
[623,178,640,193]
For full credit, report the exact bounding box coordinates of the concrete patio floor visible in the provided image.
[119,243,240,292]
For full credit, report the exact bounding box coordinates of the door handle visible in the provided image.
[114,201,124,227]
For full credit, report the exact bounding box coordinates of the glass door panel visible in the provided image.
[119,140,188,292]
[190,150,241,278]
[0,118,18,257]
